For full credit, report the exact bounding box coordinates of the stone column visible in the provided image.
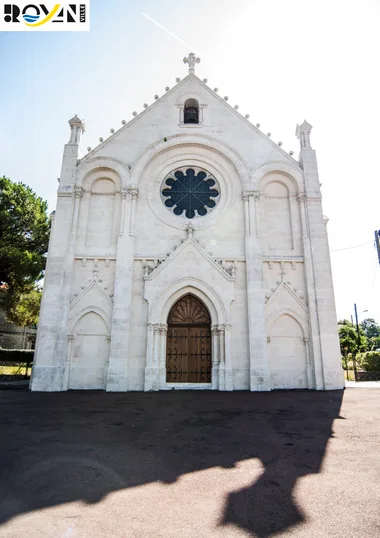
[224,324,233,391]
[144,323,155,391]
[303,337,314,389]
[211,324,219,390]
[144,323,161,391]
[152,325,160,387]
[159,324,168,389]
[129,189,138,236]
[242,192,250,236]
[218,325,226,390]
[243,190,271,391]
[62,333,75,390]
[119,188,128,236]
[106,186,138,391]
[253,190,260,237]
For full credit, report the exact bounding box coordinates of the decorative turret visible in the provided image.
[296,120,313,150]
[58,115,84,188]
[295,119,320,195]
[68,114,85,145]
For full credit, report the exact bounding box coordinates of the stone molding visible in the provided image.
[148,322,168,334]
[130,132,250,188]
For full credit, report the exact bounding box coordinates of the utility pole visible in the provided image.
[354,303,361,382]
[375,230,380,267]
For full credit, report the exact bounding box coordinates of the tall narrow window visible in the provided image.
[184,98,199,124]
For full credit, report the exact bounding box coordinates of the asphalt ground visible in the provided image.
[0,389,379,537]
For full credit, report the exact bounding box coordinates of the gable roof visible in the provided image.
[78,73,298,166]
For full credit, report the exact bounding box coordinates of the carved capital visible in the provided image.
[302,337,310,344]
[218,323,231,332]
[106,335,111,343]
[126,185,139,199]
[211,324,219,335]
[297,192,307,203]
[267,336,271,344]
[74,185,83,199]
[242,189,255,201]
[121,188,128,200]
[253,190,261,200]
[67,333,75,342]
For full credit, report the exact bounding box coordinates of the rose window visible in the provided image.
[161,167,220,219]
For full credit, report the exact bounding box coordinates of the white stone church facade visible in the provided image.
[31,54,344,392]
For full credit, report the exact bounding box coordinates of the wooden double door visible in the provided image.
[166,295,212,383]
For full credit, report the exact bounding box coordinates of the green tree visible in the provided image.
[338,321,359,379]
[5,287,42,328]
[338,320,367,379]
[360,318,380,350]
[0,176,50,315]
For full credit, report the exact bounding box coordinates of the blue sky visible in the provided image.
[1,0,379,323]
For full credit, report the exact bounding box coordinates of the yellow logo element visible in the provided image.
[24,4,60,26]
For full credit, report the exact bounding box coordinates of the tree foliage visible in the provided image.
[338,320,367,354]
[0,176,50,320]
[0,176,50,290]
[4,287,42,328]
[360,318,380,350]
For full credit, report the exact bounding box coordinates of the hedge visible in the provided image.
[356,351,380,372]
[0,348,34,364]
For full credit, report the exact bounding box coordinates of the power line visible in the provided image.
[330,241,372,252]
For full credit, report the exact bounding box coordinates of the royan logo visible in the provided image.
[1,1,90,30]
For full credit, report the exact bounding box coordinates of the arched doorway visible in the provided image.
[166,294,212,384]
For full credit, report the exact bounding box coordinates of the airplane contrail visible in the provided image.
[141,12,202,55]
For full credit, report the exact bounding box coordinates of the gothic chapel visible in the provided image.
[31,54,344,392]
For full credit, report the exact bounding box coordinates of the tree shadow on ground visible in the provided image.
[0,389,343,537]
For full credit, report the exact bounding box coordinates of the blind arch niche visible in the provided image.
[85,178,116,248]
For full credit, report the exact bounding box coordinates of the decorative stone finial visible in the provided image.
[186,222,194,239]
[296,120,313,149]
[183,52,200,75]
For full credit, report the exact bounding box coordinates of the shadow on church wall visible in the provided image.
[0,390,344,537]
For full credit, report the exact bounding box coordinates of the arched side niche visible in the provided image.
[68,311,110,390]
[267,313,308,389]
[80,168,121,250]
[259,171,302,253]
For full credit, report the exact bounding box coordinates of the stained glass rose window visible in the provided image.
[161,167,220,219]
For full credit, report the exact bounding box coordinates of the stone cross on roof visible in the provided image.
[183,52,200,75]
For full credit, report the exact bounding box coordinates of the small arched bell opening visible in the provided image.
[184,98,199,124]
